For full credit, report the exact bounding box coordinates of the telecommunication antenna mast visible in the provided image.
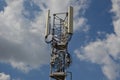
[45,6,73,80]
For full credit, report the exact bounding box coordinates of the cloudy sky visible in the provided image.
[0,0,120,80]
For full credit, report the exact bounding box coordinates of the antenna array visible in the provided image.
[45,6,73,80]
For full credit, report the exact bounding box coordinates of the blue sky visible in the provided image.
[0,0,120,80]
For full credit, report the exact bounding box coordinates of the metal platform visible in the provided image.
[50,72,66,80]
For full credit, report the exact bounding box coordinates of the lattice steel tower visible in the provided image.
[45,6,73,80]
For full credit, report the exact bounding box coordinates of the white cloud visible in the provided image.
[75,37,120,80]
[75,0,120,80]
[0,73,20,80]
[0,0,89,72]
[0,0,49,72]
[0,73,10,80]
[111,0,120,36]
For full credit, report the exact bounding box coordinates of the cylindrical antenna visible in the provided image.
[45,10,50,38]
[68,6,73,34]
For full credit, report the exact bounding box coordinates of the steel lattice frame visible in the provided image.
[45,11,73,80]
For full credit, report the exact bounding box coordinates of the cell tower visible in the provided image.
[45,6,73,80]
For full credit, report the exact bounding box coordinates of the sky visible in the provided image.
[0,0,120,80]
